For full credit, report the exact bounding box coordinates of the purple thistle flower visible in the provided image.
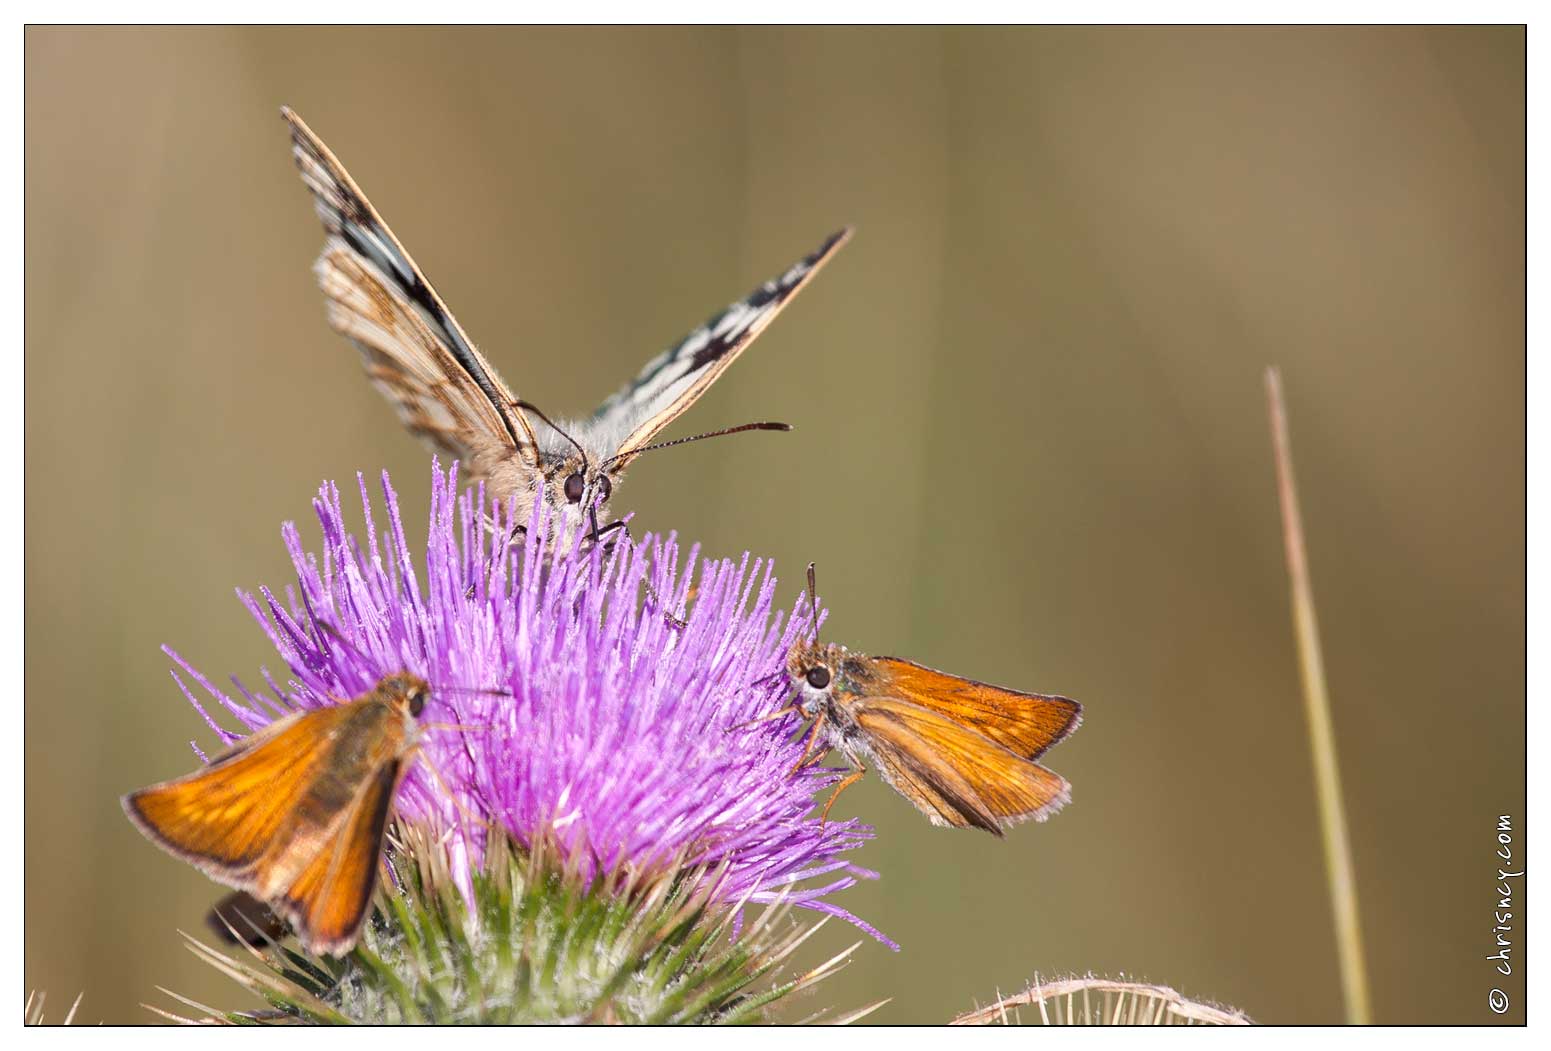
[165,461,893,948]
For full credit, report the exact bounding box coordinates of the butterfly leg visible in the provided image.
[748,668,789,691]
[647,586,689,630]
[586,513,629,549]
[726,703,801,733]
[791,710,830,774]
[820,764,866,829]
[464,523,528,600]
[580,514,689,629]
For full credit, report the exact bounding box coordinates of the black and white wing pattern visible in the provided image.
[587,228,852,470]
[282,107,541,498]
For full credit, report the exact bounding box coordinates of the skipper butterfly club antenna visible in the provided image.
[806,562,821,646]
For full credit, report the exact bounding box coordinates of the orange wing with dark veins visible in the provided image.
[852,698,1072,834]
[121,706,354,879]
[871,657,1081,760]
[273,758,404,956]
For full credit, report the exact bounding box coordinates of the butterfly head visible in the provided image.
[786,562,865,716]
[376,673,432,720]
[554,455,613,517]
[789,640,879,720]
[517,401,625,542]
[534,449,620,544]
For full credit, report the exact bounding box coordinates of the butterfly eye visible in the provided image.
[805,666,831,690]
[407,689,426,718]
[595,475,612,504]
[563,473,586,504]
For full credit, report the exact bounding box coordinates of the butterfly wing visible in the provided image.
[851,697,1072,833]
[207,890,289,947]
[282,108,541,494]
[121,704,358,881]
[272,757,405,956]
[870,657,1081,760]
[588,228,852,470]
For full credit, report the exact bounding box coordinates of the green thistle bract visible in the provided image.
[168,831,874,1025]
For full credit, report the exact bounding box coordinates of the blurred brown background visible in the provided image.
[25,26,1524,1024]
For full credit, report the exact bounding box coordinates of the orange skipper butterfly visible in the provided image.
[123,673,429,956]
[760,565,1082,834]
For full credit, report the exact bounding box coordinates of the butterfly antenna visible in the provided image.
[513,399,590,472]
[316,621,379,674]
[598,421,791,471]
[806,562,821,646]
[433,683,511,698]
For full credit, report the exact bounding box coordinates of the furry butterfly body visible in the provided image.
[283,107,849,541]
